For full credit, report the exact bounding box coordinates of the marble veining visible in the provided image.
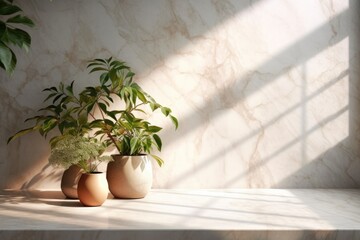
[0,0,360,189]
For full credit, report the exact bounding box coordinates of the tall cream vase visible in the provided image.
[77,172,108,207]
[107,155,152,199]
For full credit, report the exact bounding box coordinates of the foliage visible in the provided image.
[0,0,34,74]
[8,56,178,167]
[85,57,178,166]
[7,80,95,147]
[49,135,109,173]
[7,80,110,172]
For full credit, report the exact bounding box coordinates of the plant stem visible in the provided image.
[94,102,122,153]
[131,102,146,112]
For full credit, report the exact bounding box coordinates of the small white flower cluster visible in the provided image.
[49,135,108,173]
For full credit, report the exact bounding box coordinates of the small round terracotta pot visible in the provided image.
[77,172,108,207]
[61,165,82,199]
[107,154,152,199]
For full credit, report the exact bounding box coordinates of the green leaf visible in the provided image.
[98,102,107,113]
[112,110,124,115]
[99,72,109,85]
[161,107,171,116]
[136,90,147,103]
[143,137,152,153]
[101,85,110,95]
[121,136,131,154]
[86,102,95,114]
[60,96,70,105]
[0,41,15,73]
[43,92,57,102]
[7,127,35,144]
[149,102,160,111]
[87,62,104,68]
[150,154,164,167]
[52,93,63,104]
[57,121,65,134]
[131,121,145,129]
[106,56,112,63]
[131,87,137,105]
[122,111,134,122]
[147,125,162,133]
[89,119,103,128]
[94,129,105,137]
[65,80,74,95]
[153,134,162,151]
[109,68,118,84]
[109,60,125,67]
[104,119,115,127]
[84,86,97,97]
[6,15,35,27]
[78,113,88,125]
[38,104,56,112]
[42,86,57,92]
[0,21,6,37]
[42,118,57,135]
[2,28,31,52]
[89,67,107,74]
[125,71,135,79]
[130,137,139,155]
[114,64,129,71]
[94,58,107,64]
[170,115,179,130]
[58,120,76,135]
[0,4,21,15]
[107,110,122,121]
[107,111,117,121]
[55,104,63,115]
[121,121,132,130]
[24,115,42,122]
[59,82,64,92]
[133,108,146,114]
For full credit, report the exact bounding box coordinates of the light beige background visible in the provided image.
[1,0,360,189]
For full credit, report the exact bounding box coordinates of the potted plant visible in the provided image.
[84,57,178,198]
[49,135,109,206]
[8,56,178,200]
[7,80,109,201]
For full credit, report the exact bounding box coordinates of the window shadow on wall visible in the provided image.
[161,6,357,188]
[275,0,360,188]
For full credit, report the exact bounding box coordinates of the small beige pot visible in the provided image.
[107,155,152,199]
[61,165,82,199]
[77,172,108,207]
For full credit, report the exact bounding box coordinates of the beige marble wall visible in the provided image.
[1,0,359,189]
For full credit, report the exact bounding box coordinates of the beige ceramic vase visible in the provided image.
[61,165,82,199]
[107,155,153,199]
[77,172,108,207]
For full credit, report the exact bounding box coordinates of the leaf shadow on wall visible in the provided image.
[20,163,63,190]
[5,133,63,190]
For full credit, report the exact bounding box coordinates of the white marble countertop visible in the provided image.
[1,189,360,239]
